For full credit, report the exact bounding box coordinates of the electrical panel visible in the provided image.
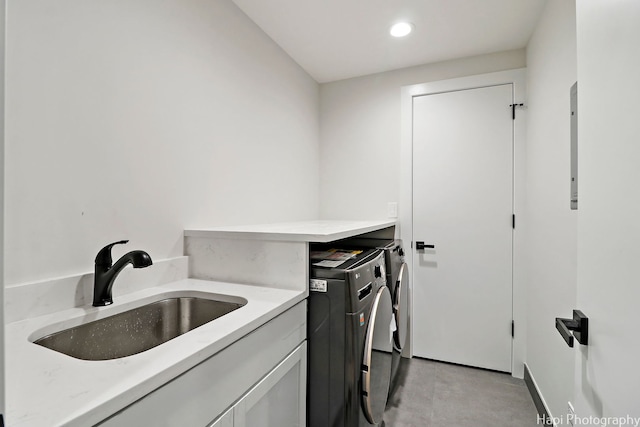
[570,82,578,210]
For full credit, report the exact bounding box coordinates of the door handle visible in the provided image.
[555,310,588,348]
[415,241,435,250]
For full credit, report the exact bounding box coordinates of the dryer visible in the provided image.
[334,238,409,400]
[308,247,393,427]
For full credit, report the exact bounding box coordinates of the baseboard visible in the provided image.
[524,364,554,426]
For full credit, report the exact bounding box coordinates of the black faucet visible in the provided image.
[93,240,153,306]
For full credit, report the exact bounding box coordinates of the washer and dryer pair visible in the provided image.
[307,240,409,427]
[344,239,409,400]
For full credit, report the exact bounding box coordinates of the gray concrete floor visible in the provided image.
[384,358,539,427]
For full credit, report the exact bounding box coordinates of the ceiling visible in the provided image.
[231,0,547,83]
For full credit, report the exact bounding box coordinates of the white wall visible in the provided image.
[524,0,577,420]
[5,0,320,285]
[319,49,525,220]
[575,0,640,422]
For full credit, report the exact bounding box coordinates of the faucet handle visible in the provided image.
[95,240,129,266]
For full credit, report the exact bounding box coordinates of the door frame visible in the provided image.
[400,69,527,377]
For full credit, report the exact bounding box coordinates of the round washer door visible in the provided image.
[393,262,409,351]
[361,285,393,424]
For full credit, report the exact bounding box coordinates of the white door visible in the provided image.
[412,84,514,372]
[573,1,640,421]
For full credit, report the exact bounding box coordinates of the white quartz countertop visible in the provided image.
[184,219,396,242]
[6,279,306,427]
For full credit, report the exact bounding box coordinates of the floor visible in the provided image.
[384,358,539,427]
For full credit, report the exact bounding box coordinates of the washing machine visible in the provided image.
[334,238,409,400]
[308,247,394,427]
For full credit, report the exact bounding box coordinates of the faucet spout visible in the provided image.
[93,241,153,307]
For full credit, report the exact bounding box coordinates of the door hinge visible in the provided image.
[512,320,515,338]
[512,214,515,229]
[509,103,524,120]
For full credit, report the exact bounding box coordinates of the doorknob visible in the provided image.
[415,241,435,250]
[555,310,588,348]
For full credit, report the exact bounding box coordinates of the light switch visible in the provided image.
[387,202,398,218]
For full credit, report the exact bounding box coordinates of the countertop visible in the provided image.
[184,219,396,242]
[6,279,306,427]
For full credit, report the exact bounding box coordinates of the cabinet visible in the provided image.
[98,301,306,427]
[209,407,233,427]
[208,342,306,427]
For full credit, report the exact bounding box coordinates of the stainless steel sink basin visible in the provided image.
[34,296,246,360]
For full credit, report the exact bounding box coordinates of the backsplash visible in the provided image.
[185,236,307,291]
[5,256,188,323]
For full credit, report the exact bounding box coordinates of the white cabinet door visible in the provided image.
[233,342,307,427]
[208,407,233,427]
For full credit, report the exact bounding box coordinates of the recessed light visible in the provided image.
[390,22,413,38]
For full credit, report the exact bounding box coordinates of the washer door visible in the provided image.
[361,285,393,424]
[393,263,409,351]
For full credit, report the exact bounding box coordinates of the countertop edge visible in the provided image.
[184,220,396,243]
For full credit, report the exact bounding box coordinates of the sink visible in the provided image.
[33,295,247,360]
